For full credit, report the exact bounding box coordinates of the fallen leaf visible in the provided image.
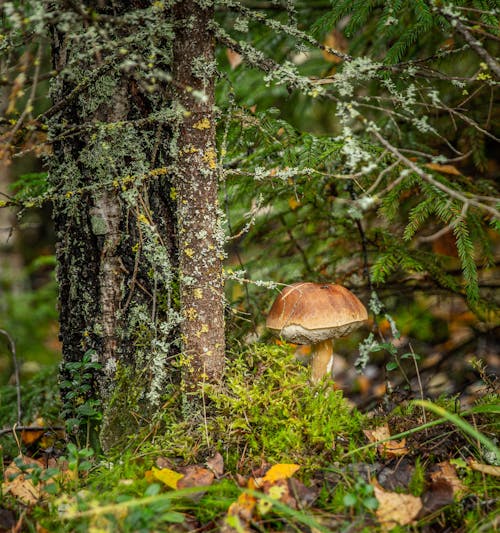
[425,163,462,175]
[3,456,45,505]
[468,460,500,477]
[206,452,224,477]
[177,465,214,490]
[226,491,257,525]
[377,458,415,491]
[257,484,286,515]
[261,463,300,483]
[420,462,466,516]
[430,462,466,498]
[373,480,422,531]
[288,476,318,507]
[151,466,184,489]
[364,424,408,458]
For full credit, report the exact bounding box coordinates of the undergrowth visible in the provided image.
[0,344,498,532]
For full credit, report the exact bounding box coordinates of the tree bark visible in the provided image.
[172,1,226,394]
[49,2,180,450]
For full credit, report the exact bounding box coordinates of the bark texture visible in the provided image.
[50,2,179,450]
[172,1,226,392]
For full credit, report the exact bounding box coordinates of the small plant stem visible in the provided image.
[310,339,334,383]
[409,343,427,434]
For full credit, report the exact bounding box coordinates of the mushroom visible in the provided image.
[266,282,368,383]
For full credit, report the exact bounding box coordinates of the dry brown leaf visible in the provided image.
[226,48,243,70]
[206,451,224,477]
[364,424,408,458]
[322,30,348,63]
[425,163,462,175]
[177,465,215,490]
[468,460,500,477]
[373,480,422,531]
[3,456,45,505]
[430,462,466,497]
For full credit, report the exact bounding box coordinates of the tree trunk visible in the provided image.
[48,2,195,450]
[172,1,226,397]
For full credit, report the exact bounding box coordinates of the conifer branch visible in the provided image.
[369,127,500,220]
[441,9,500,79]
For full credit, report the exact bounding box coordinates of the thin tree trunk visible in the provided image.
[172,1,226,393]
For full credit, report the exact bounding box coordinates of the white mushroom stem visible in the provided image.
[310,339,334,383]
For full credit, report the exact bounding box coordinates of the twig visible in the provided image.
[0,424,65,438]
[0,329,22,424]
[441,9,500,79]
[369,127,500,219]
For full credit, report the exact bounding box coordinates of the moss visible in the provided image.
[152,343,364,469]
[99,364,144,452]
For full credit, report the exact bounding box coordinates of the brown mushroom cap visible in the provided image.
[266,282,368,344]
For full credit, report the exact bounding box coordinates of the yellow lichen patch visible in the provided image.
[194,288,203,299]
[193,117,211,130]
[185,247,194,257]
[203,148,217,169]
[185,307,198,320]
[182,145,198,154]
[149,166,168,176]
[170,187,177,200]
[137,213,149,225]
[196,324,209,337]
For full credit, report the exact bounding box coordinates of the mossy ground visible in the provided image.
[0,344,498,532]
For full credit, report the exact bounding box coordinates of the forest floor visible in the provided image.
[0,317,499,533]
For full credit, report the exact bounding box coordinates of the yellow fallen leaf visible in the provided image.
[288,197,301,210]
[151,466,184,489]
[425,163,462,175]
[262,464,300,483]
[373,481,422,531]
[227,491,257,521]
[257,484,286,515]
